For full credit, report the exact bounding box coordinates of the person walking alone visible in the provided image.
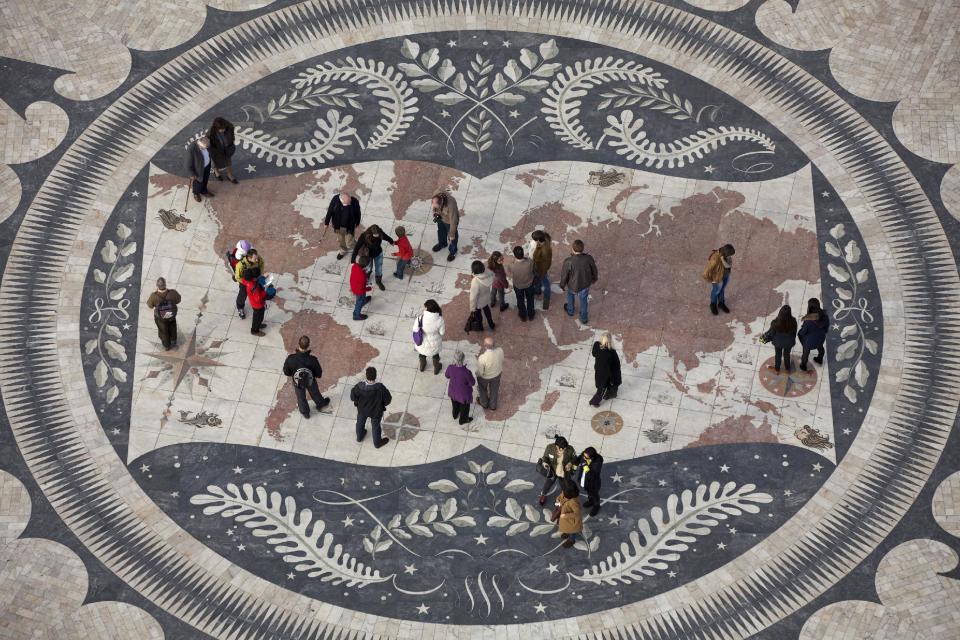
[392,226,413,279]
[560,240,598,324]
[445,351,476,425]
[590,332,621,406]
[703,244,736,315]
[798,298,830,372]
[350,366,391,448]
[476,337,503,411]
[576,447,604,517]
[507,246,536,322]
[146,277,181,350]
[531,230,553,310]
[208,117,238,184]
[430,192,460,262]
[282,336,331,418]
[414,299,445,374]
[487,251,510,312]
[350,255,372,321]
[185,136,215,203]
[351,224,395,291]
[467,260,495,332]
[765,305,798,373]
[324,190,362,260]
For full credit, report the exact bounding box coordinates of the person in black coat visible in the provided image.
[324,191,362,260]
[798,298,829,372]
[590,332,621,406]
[765,305,798,373]
[576,447,604,517]
[350,225,395,291]
[208,117,238,184]
[282,335,331,418]
[350,366,392,448]
[184,136,215,203]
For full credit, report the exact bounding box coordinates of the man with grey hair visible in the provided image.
[476,337,504,411]
[324,189,362,260]
[185,136,215,203]
[146,278,181,350]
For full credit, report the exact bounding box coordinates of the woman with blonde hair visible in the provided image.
[590,332,621,406]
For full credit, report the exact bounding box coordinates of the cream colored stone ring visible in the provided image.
[1,1,957,638]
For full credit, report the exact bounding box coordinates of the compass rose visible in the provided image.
[143,327,226,394]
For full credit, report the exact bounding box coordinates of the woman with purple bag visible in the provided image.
[413,299,445,374]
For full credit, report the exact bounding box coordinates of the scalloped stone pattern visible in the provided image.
[1,1,959,639]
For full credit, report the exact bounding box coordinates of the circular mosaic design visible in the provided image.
[403,249,433,277]
[1,1,957,639]
[591,410,624,435]
[757,356,819,398]
[381,412,421,441]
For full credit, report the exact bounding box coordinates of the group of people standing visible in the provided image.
[537,435,605,548]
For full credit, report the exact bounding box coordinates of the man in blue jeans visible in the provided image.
[559,239,599,324]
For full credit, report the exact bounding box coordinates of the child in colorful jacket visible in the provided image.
[350,255,372,321]
[392,226,414,279]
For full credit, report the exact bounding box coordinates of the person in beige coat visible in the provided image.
[431,192,460,262]
[476,337,503,410]
[556,484,583,549]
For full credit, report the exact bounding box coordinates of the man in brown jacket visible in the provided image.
[430,192,459,262]
[531,230,553,310]
[146,278,182,350]
[507,245,536,322]
[702,244,735,315]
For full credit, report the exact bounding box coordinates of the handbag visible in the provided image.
[535,457,555,478]
[550,505,561,522]
[412,315,425,346]
[464,310,483,333]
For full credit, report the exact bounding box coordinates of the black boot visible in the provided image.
[710,302,718,315]
[375,276,385,291]
[718,302,730,313]
[419,354,427,372]
[432,354,442,375]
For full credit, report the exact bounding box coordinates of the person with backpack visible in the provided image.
[242,269,267,336]
[351,224,395,291]
[467,260,495,332]
[559,239,599,324]
[324,190,362,260]
[350,366,391,447]
[798,298,830,372]
[391,226,413,279]
[703,244,736,315]
[350,255,372,321]
[234,248,264,319]
[282,336,331,418]
[146,277,181,350]
[531,229,553,310]
[413,299,445,374]
[764,305,798,373]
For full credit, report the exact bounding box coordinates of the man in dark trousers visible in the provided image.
[324,190,362,260]
[185,136,215,203]
[349,366,391,448]
[282,336,331,418]
[146,277,181,350]
[560,239,599,324]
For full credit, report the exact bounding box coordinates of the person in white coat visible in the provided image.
[414,299,446,374]
[467,260,495,332]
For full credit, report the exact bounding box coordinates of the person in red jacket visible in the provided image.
[392,226,414,279]
[350,256,372,321]
[243,271,267,336]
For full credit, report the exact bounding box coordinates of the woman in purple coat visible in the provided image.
[445,351,476,425]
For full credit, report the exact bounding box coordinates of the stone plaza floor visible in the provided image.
[1,1,959,639]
